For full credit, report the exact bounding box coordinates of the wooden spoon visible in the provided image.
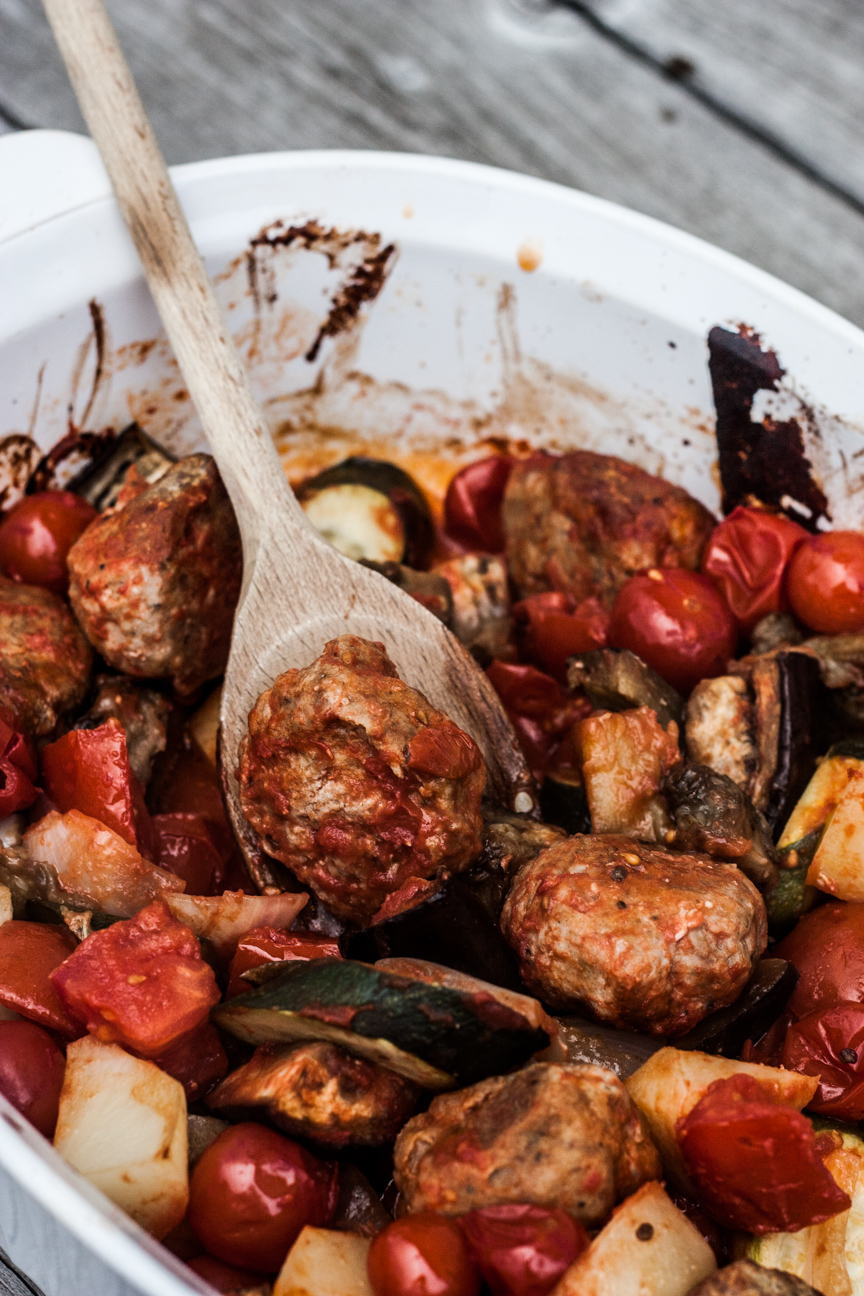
[42,0,535,883]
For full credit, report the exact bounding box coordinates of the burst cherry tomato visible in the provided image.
[442,457,514,553]
[188,1123,338,1272]
[486,661,591,783]
[0,1019,66,1138]
[513,593,609,682]
[782,1002,864,1120]
[701,506,808,634]
[608,568,737,694]
[152,812,225,895]
[226,927,341,999]
[787,531,864,633]
[774,901,864,1019]
[368,1214,480,1296]
[0,490,96,595]
[459,1205,588,1296]
[42,719,153,858]
[677,1073,850,1234]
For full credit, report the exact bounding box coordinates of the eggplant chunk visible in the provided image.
[663,763,778,890]
[207,1041,418,1147]
[69,422,175,513]
[434,554,511,663]
[690,1260,822,1296]
[539,771,592,836]
[777,738,864,849]
[298,457,433,568]
[554,1015,665,1080]
[748,652,830,834]
[332,1163,392,1237]
[749,614,803,656]
[480,807,566,874]
[567,648,684,733]
[360,561,452,623]
[685,675,757,790]
[674,959,797,1058]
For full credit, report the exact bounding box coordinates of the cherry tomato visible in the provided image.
[608,568,738,694]
[443,457,514,553]
[0,1019,66,1138]
[486,661,591,783]
[676,1073,850,1234]
[0,714,38,819]
[188,1123,338,1273]
[42,719,154,858]
[152,813,225,896]
[782,1002,864,1120]
[151,1020,228,1100]
[774,901,864,1019]
[0,921,80,1037]
[459,1205,587,1296]
[787,530,864,633]
[368,1213,480,1296]
[513,593,609,683]
[186,1254,266,1293]
[51,899,220,1056]
[0,490,96,595]
[701,506,808,634]
[226,927,341,999]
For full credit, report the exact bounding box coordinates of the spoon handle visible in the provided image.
[41,0,299,566]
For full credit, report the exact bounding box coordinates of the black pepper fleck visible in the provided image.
[840,1048,858,1065]
[610,865,628,882]
[617,900,627,909]
[636,1223,654,1241]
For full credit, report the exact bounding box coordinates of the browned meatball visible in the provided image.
[502,835,766,1036]
[502,451,715,606]
[239,635,486,925]
[393,1061,660,1226]
[67,454,241,696]
[207,1041,418,1147]
[0,578,92,736]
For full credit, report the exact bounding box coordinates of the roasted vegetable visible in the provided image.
[777,738,864,849]
[576,706,681,841]
[567,648,684,732]
[72,674,170,787]
[663,763,777,890]
[750,615,804,656]
[806,771,864,900]
[691,1260,822,1296]
[69,422,175,513]
[675,960,798,1058]
[297,457,433,567]
[213,957,550,1090]
[163,890,308,960]
[685,675,757,790]
[554,1015,663,1080]
[434,553,511,663]
[274,1226,373,1296]
[360,561,452,623]
[764,849,817,936]
[539,770,592,836]
[331,1163,391,1238]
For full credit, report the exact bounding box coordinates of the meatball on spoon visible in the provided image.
[41,0,534,833]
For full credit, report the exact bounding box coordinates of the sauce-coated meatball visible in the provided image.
[393,1061,660,1226]
[239,635,486,925]
[502,451,715,606]
[0,577,92,735]
[502,835,766,1036]
[68,454,241,696]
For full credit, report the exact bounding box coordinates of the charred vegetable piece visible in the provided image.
[539,771,592,836]
[68,422,175,512]
[73,675,170,787]
[750,614,804,656]
[297,458,434,568]
[764,837,819,936]
[691,1259,822,1296]
[777,738,864,849]
[567,648,684,732]
[576,706,681,841]
[663,764,777,890]
[332,1162,392,1237]
[213,957,550,1090]
[479,807,566,875]
[434,553,511,663]
[554,1015,664,1080]
[746,652,830,836]
[674,960,797,1058]
[685,675,757,791]
[360,561,452,622]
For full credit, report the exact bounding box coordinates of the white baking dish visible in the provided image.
[1,128,863,1296]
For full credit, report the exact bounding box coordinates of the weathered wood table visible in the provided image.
[1,0,863,1290]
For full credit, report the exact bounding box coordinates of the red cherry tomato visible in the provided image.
[782,1002,864,1120]
[774,901,864,1019]
[51,900,220,1056]
[152,812,225,896]
[0,921,81,1037]
[513,593,609,683]
[459,1205,587,1296]
[486,661,591,783]
[0,1019,66,1138]
[677,1073,850,1234]
[443,457,514,553]
[0,714,38,819]
[0,491,96,595]
[188,1123,338,1273]
[186,1254,266,1293]
[701,506,808,634]
[608,568,738,694]
[151,1020,228,1100]
[787,531,864,633]
[42,719,153,858]
[226,928,341,999]
[368,1213,480,1296]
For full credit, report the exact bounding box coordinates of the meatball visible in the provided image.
[238,635,486,925]
[501,835,766,1036]
[67,454,241,696]
[393,1061,660,1226]
[0,577,92,735]
[207,1041,418,1147]
[502,450,715,606]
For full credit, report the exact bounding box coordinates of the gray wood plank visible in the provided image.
[579,0,864,208]
[0,1250,42,1296]
[1,0,863,324]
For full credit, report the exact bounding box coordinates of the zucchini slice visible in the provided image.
[778,739,864,849]
[297,457,434,567]
[213,957,550,1090]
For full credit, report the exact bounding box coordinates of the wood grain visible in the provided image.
[0,1250,40,1296]
[0,0,863,324]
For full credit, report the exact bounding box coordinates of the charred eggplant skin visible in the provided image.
[764,652,830,835]
[567,648,684,733]
[298,457,434,568]
[674,958,798,1058]
[539,774,592,837]
[663,762,777,890]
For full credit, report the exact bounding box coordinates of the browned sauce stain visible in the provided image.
[77,299,108,432]
[0,434,42,511]
[517,240,543,273]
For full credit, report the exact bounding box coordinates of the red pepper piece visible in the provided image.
[513,592,609,682]
[677,1073,851,1234]
[486,660,591,784]
[51,899,220,1056]
[41,719,154,859]
[226,927,341,999]
[0,921,82,1038]
[152,813,225,896]
[442,456,514,553]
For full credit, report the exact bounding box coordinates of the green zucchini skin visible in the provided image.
[214,958,550,1089]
